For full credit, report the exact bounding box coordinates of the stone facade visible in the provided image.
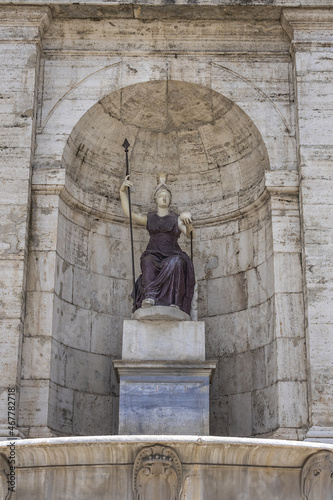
[0,0,332,447]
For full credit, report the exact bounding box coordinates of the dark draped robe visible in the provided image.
[132,212,195,315]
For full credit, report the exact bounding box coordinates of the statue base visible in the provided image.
[132,304,190,321]
[113,306,217,435]
[114,360,216,435]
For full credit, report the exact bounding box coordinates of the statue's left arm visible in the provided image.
[178,211,194,239]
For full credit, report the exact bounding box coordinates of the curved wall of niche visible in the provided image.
[49,80,275,437]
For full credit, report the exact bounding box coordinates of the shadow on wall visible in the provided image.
[48,79,274,437]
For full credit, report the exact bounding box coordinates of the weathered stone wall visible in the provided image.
[49,206,133,435]
[205,201,275,436]
[282,8,333,439]
[19,185,59,438]
[0,6,51,439]
[0,3,331,440]
[19,7,305,438]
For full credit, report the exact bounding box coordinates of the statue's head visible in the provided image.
[154,185,172,207]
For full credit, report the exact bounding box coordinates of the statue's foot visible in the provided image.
[142,298,155,308]
[170,304,179,310]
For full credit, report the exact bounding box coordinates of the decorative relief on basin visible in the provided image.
[0,454,13,500]
[301,450,333,500]
[133,445,182,500]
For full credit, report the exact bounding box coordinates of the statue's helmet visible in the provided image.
[153,183,172,203]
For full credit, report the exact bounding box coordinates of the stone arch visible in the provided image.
[36,58,293,176]
[48,79,276,437]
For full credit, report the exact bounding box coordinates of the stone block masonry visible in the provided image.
[0,6,51,439]
[0,2,332,443]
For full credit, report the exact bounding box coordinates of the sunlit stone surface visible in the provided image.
[1,1,333,497]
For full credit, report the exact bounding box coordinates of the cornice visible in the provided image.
[0,6,52,41]
[57,173,298,228]
[281,8,333,45]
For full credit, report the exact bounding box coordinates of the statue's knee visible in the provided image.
[173,255,184,268]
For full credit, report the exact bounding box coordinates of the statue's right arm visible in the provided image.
[120,176,147,227]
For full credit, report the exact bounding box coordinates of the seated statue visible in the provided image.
[120,175,195,315]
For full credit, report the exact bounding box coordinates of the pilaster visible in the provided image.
[0,6,52,439]
[265,170,308,439]
[282,8,333,440]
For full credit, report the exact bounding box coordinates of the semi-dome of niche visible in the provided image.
[63,80,269,222]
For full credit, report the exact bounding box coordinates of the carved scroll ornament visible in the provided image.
[301,450,333,500]
[133,445,182,500]
[0,454,13,500]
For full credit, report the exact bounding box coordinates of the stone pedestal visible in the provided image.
[113,307,217,435]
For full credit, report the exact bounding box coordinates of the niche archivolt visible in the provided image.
[62,79,269,222]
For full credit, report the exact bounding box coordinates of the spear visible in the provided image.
[122,139,136,310]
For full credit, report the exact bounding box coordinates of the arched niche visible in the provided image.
[63,79,268,220]
[49,80,274,437]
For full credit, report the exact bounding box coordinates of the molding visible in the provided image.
[59,184,272,227]
[34,171,298,225]
[282,8,333,45]
[42,49,290,59]
[0,424,24,441]
[305,426,333,444]
[32,184,63,195]
[0,6,52,41]
[113,360,217,383]
[265,170,299,194]
[3,435,333,467]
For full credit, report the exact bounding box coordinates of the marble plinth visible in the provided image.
[114,360,216,435]
[114,311,216,435]
[122,318,205,361]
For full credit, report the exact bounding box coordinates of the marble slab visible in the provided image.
[114,360,217,435]
[122,319,205,361]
